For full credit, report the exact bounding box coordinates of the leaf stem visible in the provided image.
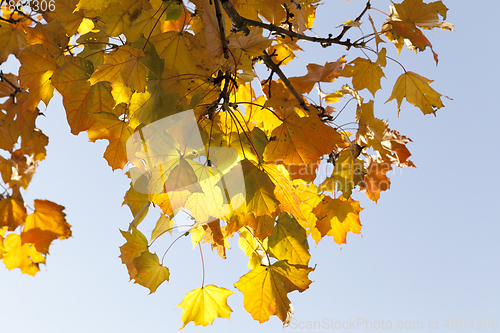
[198,242,205,287]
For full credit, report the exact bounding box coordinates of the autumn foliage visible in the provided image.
[0,0,452,328]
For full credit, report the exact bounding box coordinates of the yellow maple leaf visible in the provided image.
[0,106,17,152]
[98,0,147,37]
[176,285,234,329]
[268,212,310,265]
[312,196,362,245]
[263,112,347,166]
[341,55,386,96]
[75,0,116,11]
[123,0,165,43]
[289,57,346,94]
[238,227,269,269]
[386,71,446,115]
[383,0,453,63]
[227,27,273,57]
[119,228,148,279]
[89,45,146,93]
[122,180,150,219]
[21,199,71,255]
[239,159,278,217]
[0,23,27,64]
[52,57,115,135]
[262,162,309,225]
[151,214,174,240]
[0,195,27,231]
[18,45,58,111]
[87,112,134,170]
[132,250,169,293]
[319,149,365,198]
[357,101,415,167]
[234,260,313,324]
[2,233,45,276]
[150,31,209,75]
[43,0,84,36]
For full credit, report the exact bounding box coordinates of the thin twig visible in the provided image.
[261,51,309,112]
[334,1,371,41]
[0,71,22,94]
[220,0,363,49]
[213,0,229,59]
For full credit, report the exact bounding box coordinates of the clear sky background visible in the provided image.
[1,1,499,332]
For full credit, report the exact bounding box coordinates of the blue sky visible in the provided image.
[1,1,499,332]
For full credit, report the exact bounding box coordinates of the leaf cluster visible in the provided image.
[0,0,452,327]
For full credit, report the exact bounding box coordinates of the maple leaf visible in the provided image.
[0,23,27,64]
[224,212,274,241]
[43,0,84,36]
[21,199,71,255]
[369,15,385,52]
[132,250,170,293]
[89,45,147,94]
[237,227,269,269]
[341,50,386,96]
[357,101,415,167]
[122,180,150,226]
[234,260,314,324]
[150,31,209,75]
[202,220,228,259]
[383,0,453,63]
[268,212,310,265]
[289,57,346,95]
[0,195,27,231]
[319,149,365,199]
[75,0,116,11]
[227,27,273,57]
[386,71,446,115]
[363,155,392,203]
[98,0,147,37]
[76,30,109,67]
[263,112,347,167]
[119,228,148,279]
[0,107,17,152]
[124,1,166,43]
[262,162,309,225]
[312,196,362,245]
[2,233,45,276]
[52,57,115,134]
[176,285,234,329]
[151,214,174,240]
[190,0,224,58]
[18,44,58,111]
[87,111,134,170]
[239,159,279,217]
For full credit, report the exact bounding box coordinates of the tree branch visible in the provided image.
[0,71,22,94]
[213,0,230,59]
[261,51,309,112]
[220,0,365,49]
[334,0,371,41]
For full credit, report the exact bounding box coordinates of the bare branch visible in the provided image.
[213,0,230,59]
[334,1,371,41]
[220,0,365,49]
[261,51,309,112]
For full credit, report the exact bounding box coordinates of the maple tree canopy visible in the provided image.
[0,0,452,328]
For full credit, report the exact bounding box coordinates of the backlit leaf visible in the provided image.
[386,71,446,115]
[133,250,170,293]
[176,285,234,329]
